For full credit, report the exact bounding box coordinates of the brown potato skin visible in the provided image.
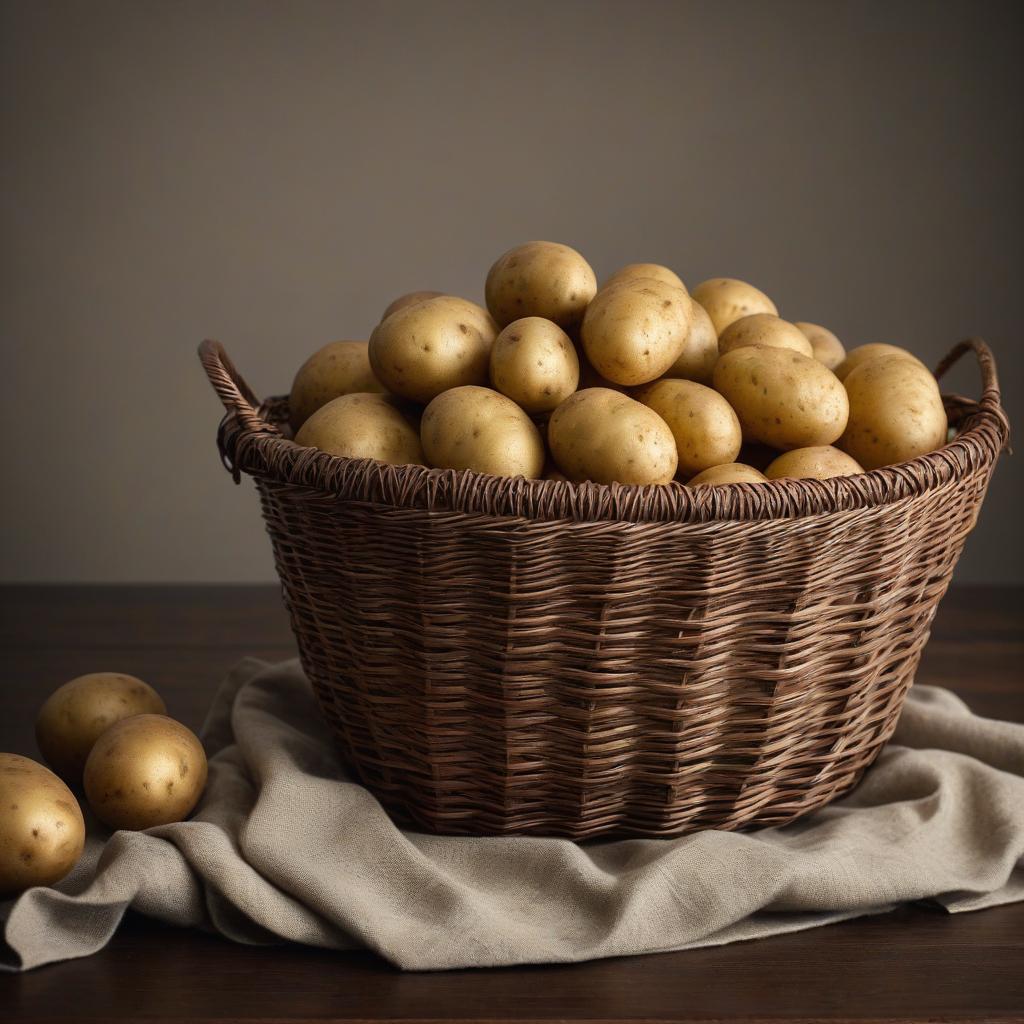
[687,463,768,486]
[36,673,167,784]
[603,263,686,292]
[718,314,814,357]
[381,290,444,321]
[485,242,597,330]
[489,317,579,414]
[838,355,947,470]
[581,277,693,386]
[795,322,846,370]
[637,379,741,479]
[294,393,424,466]
[421,386,545,479]
[834,343,928,382]
[765,446,864,480]
[713,347,849,450]
[690,278,778,335]
[369,296,497,403]
[548,388,678,484]
[663,301,718,385]
[289,341,385,431]
[0,754,85,896]
[84,715,208,831]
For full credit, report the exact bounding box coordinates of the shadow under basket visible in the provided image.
[200,338,1009,840]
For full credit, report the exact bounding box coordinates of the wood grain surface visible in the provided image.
[0,584,1021,1023]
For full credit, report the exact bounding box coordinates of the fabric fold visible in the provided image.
[3,658,1022,972]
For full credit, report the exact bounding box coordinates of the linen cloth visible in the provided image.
[3,657,1023,972]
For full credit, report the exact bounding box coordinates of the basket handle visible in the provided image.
[198,339,279,436]
[933,337,1009,448]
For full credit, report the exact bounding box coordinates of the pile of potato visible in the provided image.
[0,673,207,896]
[289,242,949,486]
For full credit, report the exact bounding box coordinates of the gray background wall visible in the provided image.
[1,0,1020,583]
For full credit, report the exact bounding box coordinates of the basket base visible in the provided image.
[310,674,903,841]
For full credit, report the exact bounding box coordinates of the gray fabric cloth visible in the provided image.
[3,658,1023,972]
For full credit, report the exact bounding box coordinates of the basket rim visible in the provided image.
[201,338,1009,524]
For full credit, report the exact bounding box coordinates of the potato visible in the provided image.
[548,388,677,484]
[578,353,629,393]
[713,346,849,449]
[433,294,495,327]
[834,342,928,382]
[294,392,423,466]
[687,463,768,486]
[765,446,864,480]
[421,386,545,479]
[604,263,686,292]
[637,379,741,479]
[795,322,846,370]
[0,754,85,896]
[489,317,579,414]
[663,300,719,385]
[381,290,444,321]
[84,715,208,831]
[289,341,384,431]
[838,355,948,470]
[690,278,778,335]
[485,241,597,329]
[369,295,497,403]
[718,314,813,357]
[581,277,693,386]
[36,672,167,784]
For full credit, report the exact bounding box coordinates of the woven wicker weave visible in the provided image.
[200,338,1008,839]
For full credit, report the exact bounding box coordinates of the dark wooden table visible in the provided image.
[1,585,1022,1023]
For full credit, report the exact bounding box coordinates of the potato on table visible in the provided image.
[0,754,85,896]
[713,346,849,449]
[548,387,678,484]
[636,379,742,479]
[84,715,208,831]
[36,672,166,784]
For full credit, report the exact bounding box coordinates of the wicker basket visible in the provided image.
[200,338,1008,840]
